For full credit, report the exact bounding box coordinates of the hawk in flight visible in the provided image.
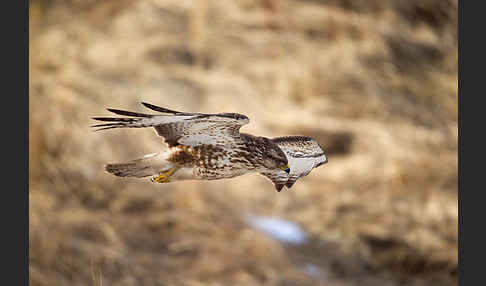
[92,103,328,192]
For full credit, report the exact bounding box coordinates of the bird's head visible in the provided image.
[261,138,290,173]
[314,142,328,168]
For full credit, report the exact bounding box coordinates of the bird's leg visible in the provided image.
[151,166,179,183]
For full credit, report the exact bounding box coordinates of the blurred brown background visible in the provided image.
[29,0,458,285]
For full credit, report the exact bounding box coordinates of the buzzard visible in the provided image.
[92,103,328,192]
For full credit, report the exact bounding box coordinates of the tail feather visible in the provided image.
[104,152,171,178]
[105,162,154,178]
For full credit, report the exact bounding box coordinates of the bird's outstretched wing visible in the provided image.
[260,136,327,191]
[92,102,249,147]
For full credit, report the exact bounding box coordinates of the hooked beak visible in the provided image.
[280,164,290,173]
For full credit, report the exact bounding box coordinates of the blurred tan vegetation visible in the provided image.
[29,0,457,285]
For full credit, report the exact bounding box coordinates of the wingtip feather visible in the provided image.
[141,102,181,114]
[106,108,153,118]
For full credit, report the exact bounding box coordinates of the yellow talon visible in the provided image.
[151,166,179,183]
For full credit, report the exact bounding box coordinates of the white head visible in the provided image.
[271,136,328,189]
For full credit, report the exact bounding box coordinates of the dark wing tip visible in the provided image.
[106,108,153,118]
[140,102,181,114]
[285,180,297,189]
[92,117,134,122]
[91,125,120,132]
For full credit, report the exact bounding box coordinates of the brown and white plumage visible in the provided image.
[260,136,328,191]
[92,103,327,191]
[93,102,249,147]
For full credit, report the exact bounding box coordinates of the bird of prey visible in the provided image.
[92,103,328,192]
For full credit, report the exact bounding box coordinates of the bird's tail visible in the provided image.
[104,152,173,178]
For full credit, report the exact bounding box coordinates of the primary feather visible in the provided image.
[92,103,249,147]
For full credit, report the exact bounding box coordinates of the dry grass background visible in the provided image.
[29,0,457,285]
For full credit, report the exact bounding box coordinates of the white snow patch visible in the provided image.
[244,213,308,245]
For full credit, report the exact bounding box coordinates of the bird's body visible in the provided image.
[93,103,327,191]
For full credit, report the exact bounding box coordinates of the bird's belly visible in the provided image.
[172,167,234,181]
[170,167,197,181]
[193,165,251,180]
[172,145,255,181]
